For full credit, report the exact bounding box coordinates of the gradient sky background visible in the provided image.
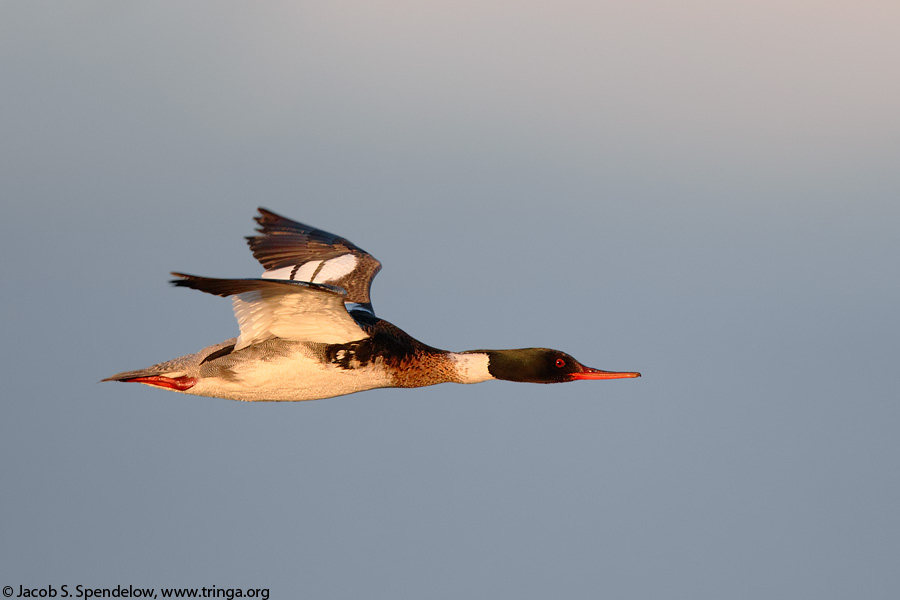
[2,2,898,598]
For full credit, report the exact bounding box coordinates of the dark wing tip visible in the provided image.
[169,272,232,297]
[170,271,200,283]
[252,207,310,234]
[254,207,287,227]
[169,272,348,298]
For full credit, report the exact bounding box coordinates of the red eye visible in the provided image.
[555,358,566,368]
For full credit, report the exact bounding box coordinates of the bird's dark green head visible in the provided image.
[477,348,641,384]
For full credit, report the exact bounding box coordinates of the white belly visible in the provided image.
[190,342,393,401]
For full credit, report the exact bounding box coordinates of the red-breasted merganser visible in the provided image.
[104,208,640,401]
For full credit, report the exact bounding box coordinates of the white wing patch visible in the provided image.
[292,260,323,282]
[231,287,368,350]
[313,255,357,283]
[261,263,324,281]
[262,266,297,280]
[261,255,357,285]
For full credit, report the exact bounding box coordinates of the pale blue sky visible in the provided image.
[2,2,898,598]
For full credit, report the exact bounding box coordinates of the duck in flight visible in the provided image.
[104,208,640,401]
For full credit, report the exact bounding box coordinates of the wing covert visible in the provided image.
[170,273,369,350]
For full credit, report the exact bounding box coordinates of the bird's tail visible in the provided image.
[101,370,197,391]
[101,339,236,391]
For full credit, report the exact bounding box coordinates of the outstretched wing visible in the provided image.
[246,208,382,313]
[171,273,369,350]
